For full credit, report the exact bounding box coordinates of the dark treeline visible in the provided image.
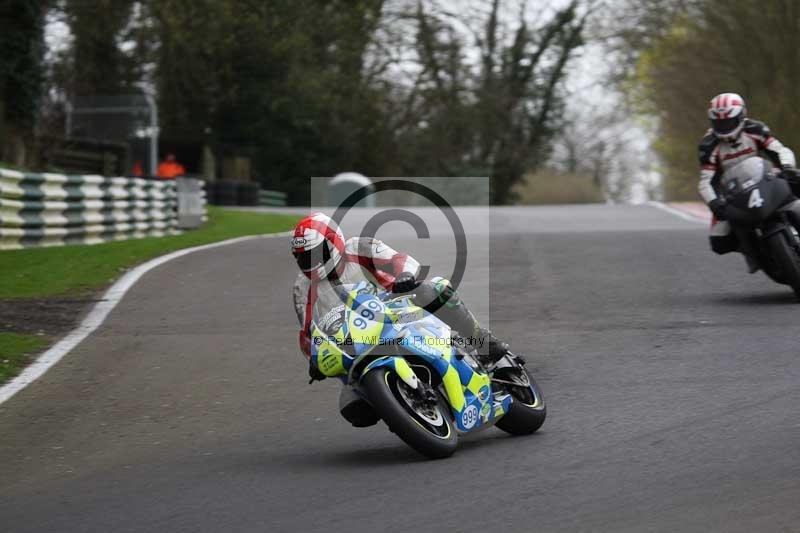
[0,1,46,166]
[0,0,586,204]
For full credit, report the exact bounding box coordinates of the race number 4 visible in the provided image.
[748,188,765,209]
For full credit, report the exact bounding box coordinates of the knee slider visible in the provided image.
[339,389,378,427]
[340,399,379,428]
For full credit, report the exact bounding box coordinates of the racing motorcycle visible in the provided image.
[309,281,546,459]
[719,157,800,298]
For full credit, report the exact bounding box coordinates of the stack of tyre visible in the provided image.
[205,181,261,206]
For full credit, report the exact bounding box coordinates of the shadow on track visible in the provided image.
[239,430,540,470]
[711,291,798,306]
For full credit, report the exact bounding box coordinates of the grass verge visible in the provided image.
[0,206,299,299]
[0,207,299,386]
[0,333,49,382]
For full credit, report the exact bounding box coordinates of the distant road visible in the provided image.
[2,204,799,533]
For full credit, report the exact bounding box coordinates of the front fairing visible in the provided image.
[724,176,793,224]
[309,282,506,433]
[720,158,795,225]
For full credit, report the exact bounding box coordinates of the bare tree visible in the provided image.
[383,0,588,203]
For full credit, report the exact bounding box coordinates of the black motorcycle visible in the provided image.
[720,157,800,299]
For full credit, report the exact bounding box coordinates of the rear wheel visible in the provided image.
[362,368,457,459]
[766,230,800,300]
[494,366,546,435]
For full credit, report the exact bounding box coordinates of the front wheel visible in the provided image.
[766,230,800,300]
[362,368,457,459]
[494,366,546,435]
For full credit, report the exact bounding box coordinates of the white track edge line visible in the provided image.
[0,231,293,406]
[647,201,708,224]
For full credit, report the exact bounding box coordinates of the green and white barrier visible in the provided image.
[259,189,288,207]
[0,168,191,250]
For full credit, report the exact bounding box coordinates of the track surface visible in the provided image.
[2,205,800,532]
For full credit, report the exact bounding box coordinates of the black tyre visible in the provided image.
[237,182,260,206]
[362,368,457,459]
[761,264,787,285]
[204,181,216,205]
[213,180,238,206]
[494,367,546,436]
[766,230,800,299]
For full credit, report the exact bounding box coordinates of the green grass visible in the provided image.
[0,207,300,299]
[0,333,49,382]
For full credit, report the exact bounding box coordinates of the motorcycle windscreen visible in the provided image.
[720,157,769,194]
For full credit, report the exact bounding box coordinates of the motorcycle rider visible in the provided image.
[291,212,510,426]
[699,93,800,260]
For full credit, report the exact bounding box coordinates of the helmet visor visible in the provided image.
[712,116,742,135]
[293,241,332,272]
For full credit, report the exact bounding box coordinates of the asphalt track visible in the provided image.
[2,205,800,532]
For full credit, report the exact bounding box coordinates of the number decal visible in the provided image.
[461,405,479,429]
[748,188,765,208]
[353,298,384,326]
[348,293,386,337]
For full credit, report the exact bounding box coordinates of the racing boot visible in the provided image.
[474,326,510,366]
[415,277,511,365]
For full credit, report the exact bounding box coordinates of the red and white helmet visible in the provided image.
[708,93,747,141]
[291,212,345,280]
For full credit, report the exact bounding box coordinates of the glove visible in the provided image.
[782,166,800,183]
[308,363,326,384]
[392,272,418,293]
[708,198,728,221]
